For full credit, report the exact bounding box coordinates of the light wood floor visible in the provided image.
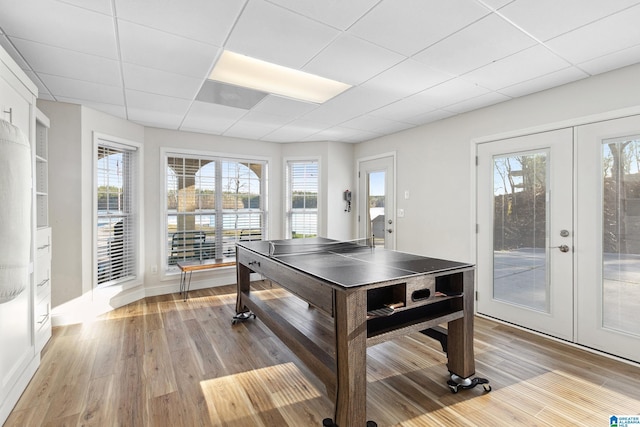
[5,281,640,427]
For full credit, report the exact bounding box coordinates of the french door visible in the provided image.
[575,115,640,362]
[477,128,574,341]
[477,116,640,363]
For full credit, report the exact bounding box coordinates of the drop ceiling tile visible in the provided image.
[373,120,414,135]
[341,130,383,143]
[406,109,457,126]
[118,20,219,79]
[57,0,113,14]
[414,77,491,109]
[224,122,280,140]
[12,38,121,86]
[342,115,399,132]
[181,101,246,134]
[262,119,328,142]
[126,90,192,129]
[578,43,640,75]
[499,0,640,41]
[303,34,404,85]
[546,4,640,64]
[123,63,203,100]
[498,66,588,98]
[115,0,244,45]
[345,115,415,134]
[349,0,490,56]
[443,91,511,114]
[366,59,453,98]
[369,96,439,122]
[0,0,118,59]
[55,96,127,119]
[308,126,370,142]
[302,83,397,125]
[464,45,569,90]
[413,14,536,76]
[39,73,124,105]
[265,0,380,30]
[251,95,318,118]
[225,0,340,69]
[223,110,293,139]
[479,0,515,10]
[237,111,292,128]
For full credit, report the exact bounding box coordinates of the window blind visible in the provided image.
[287,160,318,238]
[96,143,138,286]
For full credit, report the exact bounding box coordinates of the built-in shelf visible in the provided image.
[34,108,51,353]
[35,110,49,229]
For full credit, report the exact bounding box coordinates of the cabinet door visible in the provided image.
[0,75,30,131]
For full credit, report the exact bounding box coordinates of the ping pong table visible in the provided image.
[234,238,488,426]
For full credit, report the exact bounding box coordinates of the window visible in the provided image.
[286,160,318,238]
[164,152,266,271]
[95,136,140,287]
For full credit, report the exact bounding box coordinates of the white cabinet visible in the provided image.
[0,44,42,425]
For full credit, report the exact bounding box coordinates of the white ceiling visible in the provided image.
[2,0,640,143]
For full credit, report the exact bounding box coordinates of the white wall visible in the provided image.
[355,63,640,263]
[36,101,82,307]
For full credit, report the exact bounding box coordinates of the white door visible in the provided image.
[477,128,574,341]
[575,115,640,362]
[358,156,395,249]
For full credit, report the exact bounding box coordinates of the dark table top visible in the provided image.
[237,238,473,288]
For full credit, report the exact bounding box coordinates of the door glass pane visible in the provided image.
[602,137,640,336]
[493,152,548,312]
[368,171,385,247]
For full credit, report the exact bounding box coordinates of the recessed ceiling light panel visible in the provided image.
[209,50,351,104]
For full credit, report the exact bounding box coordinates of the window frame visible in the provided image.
[161,147,269,276]
[285,157,320,239]
[93,132,144,289]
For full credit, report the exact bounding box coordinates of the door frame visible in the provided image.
[356,152,396,250]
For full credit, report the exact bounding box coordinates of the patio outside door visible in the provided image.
[575,115,640,363]
[358,155,395,249]
[476,128,574,341]
[477,117,640,363]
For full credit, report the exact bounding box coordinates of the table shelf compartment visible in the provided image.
[435,271,465,297]
[367,283,406,312]
[367,299,463,342]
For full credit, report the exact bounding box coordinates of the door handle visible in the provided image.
[550,244,570,253]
